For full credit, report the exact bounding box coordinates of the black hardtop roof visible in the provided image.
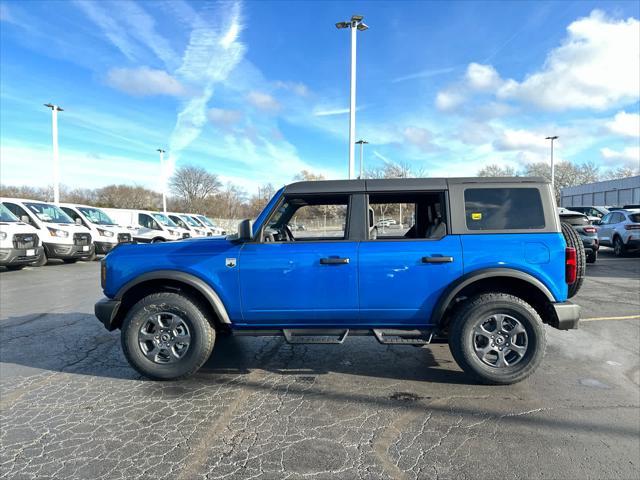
[284,177,549,195]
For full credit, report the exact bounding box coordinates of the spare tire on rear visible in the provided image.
[561,222,585,298]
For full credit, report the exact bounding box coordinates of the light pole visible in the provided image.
[545,135,558,194]
[157,148,167,214]
[355,139,368,179]
[44,103,63,204]
[336,15,368,180]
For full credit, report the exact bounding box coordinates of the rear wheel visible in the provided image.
[613,236,626,257]
[561,222,585,298]
[449,293,546,385]
[63,258,78,264]
[121,292,216,380]
[586,250,597,263]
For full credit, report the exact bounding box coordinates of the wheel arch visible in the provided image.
[432,268,557,329]
[112,270,231,330]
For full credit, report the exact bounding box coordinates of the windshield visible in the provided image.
[196,215,215,227]
[170,216,188,229]
[152,213,178,227]
[180,215,200,227]
[26,202,74,223]
[0,204,19,222]
[78,207,116,225]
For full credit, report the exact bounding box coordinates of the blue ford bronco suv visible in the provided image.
[95,177,583,384]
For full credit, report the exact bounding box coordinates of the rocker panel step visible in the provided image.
[283,329,349,344]
[372,329,433,345]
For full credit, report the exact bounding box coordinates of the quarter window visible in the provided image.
[464,188,545,230]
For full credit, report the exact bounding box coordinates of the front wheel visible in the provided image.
[33,252,47,267]
[121,292,216,380]
[449,293,546,385]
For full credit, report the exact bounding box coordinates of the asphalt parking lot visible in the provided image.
[1,250,639,480]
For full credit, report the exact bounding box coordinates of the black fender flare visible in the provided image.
[430,268,556,326]
[115,270,231,324]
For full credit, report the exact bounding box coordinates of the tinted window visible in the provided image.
[465,188,545,230]
[560,214,589,226]
[629,213,640,223]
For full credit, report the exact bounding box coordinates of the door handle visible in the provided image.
[421,256,454,264]
[320,257,350,265]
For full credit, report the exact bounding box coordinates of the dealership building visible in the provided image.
[560,176,640,207]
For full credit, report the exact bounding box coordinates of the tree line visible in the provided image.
[1,160,636,219]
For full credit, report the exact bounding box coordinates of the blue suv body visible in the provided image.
[96,177,581,384]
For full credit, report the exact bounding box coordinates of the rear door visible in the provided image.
[358,191,463,326]
[238,193,359,325]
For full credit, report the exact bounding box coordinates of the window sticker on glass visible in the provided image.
[471,212,482,220]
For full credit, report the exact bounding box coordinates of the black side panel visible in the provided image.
[430,268,556,326]
[348,194,368,241]
[285,180,366,195]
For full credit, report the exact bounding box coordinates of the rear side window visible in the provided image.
[465,188,545,230]
[628,213,640,223]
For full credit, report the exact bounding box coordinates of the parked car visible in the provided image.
[558,209,599,263]
[376,218,396,227]
[60,204,132,257]
[565,206,610,223]
[1,198,94,265]
[0,203,44,270]
[102,209,190,243]
[596,209,640,256]
[167,213,210,238]
[95,177,582,385]
[188,214,226,236]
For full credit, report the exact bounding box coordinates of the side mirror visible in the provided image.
[21,215,30,224]
[237,219,253,242]
[75,218,82,226]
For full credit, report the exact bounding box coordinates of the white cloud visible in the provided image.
[493,128,550,153]
[403,126,431,150]
[606,111,640,138]
[313,107,349,117]
[435,90,465,111]
[106,67,186,96]
[274,81,310,96]
[497,10,640,111]
[246,91,281,112]
[392,66,456,83]
[465,63,501,91]
[600,146,640,167]
[208,108,242,128]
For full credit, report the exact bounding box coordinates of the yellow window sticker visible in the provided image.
[471,212,482,220]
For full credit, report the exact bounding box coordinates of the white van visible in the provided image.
[0,203,45,270]
[1,198,94,265]
[59,203,133,256]
[101,208,190,243]
[167,212,210,237]
[188,214,226,236]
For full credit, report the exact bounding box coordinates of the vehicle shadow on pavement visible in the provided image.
[0,313,475,385]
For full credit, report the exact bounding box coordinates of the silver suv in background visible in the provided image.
[596,209,640,256]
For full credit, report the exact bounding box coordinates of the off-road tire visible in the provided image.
[449,293,546,385]
[561,222,585,298]
[121,292,216,380]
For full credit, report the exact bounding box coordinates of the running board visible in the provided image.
[372,329,433,345]
[283,329,349,344]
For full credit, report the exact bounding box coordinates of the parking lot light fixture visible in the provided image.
[545,135,559,195]
[355,139,368,179]
[336,15,368,180]
[157,148,167,214]
[44,103,63,204]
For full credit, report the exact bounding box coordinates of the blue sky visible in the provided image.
[1,0,638,195]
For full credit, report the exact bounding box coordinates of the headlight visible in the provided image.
[47,227,69,238]
[0,232,6,240]
[97,228,115,238]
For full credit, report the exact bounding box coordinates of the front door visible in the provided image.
[238,194,358,326]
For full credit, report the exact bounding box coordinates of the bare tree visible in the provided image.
[601,166,639,180]
[522,161,601,204]
[95,184,161,210]
[293,170,325,181]
[477,164,516,177]
[169,164,222,212]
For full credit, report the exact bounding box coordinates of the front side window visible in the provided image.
[263,195,349,242]
[368,192,446,240]
[170,216,188,229]
[25,202,74,224]
[464,188,545,230]
[139,214,160,230]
